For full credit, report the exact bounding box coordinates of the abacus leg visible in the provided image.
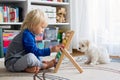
[54,53,65,73]
[61,48,83,73]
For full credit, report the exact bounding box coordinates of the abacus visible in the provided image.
[54,31,83,73]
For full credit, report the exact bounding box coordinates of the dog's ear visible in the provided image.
[85,40,90,47]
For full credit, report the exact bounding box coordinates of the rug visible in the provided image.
[0,56,120,80]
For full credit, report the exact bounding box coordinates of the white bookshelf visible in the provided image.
[0,0,71,28]
[0,0,72,57]
[0,0,71,32]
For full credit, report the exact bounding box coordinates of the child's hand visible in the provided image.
[50,45,63,52]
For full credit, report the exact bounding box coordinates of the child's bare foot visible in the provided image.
[43,59,56,69]
[25,66,40,73]
[47,59,56,68]
[42,61,49,64]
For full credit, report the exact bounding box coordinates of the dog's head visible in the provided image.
[77,40,90,52]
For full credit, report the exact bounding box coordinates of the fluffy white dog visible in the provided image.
[78,40,110,65]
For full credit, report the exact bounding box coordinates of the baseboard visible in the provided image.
[110,56,120,59]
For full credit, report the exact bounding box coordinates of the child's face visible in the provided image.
[33,23,47,35]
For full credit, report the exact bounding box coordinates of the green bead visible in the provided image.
[56,51,62,60]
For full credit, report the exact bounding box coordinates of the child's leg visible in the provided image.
[25,66,40,73]
[25,59,55,73]
[13,53,43,72]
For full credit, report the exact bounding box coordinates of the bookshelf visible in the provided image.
[0,0,71,57]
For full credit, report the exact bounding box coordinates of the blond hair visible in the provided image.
[21,9,48,31]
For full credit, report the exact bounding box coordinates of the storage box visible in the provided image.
[43,27,59,40]
[36,41,44,49]
[36,40,59,49]
[35,33,43,41]
[44,40,59,48]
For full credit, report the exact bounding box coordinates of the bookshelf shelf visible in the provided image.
[31,0,69,6]
[0,22,70,26]
[0,22,22,25]
[48,23,70,26]
[0,0,26,2]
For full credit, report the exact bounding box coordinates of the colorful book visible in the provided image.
[0,6,3,22]
[15,7,19,22]
[9,7,15,22]
[3,5,8,22]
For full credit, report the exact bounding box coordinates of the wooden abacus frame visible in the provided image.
[54,31,83,73]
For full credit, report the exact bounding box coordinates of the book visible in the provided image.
[15,7,19,22]
[0,6,3,22]
[9,7,15,22]
[3,5,8,22]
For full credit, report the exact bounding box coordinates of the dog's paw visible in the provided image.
[89,62,95,66]
[90,62,99,65]
[96,62,100,65]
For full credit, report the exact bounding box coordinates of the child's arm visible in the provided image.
[23,29,51,56]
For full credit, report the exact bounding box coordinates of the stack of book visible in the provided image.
[0,5,23,22]
[3,30,20,55]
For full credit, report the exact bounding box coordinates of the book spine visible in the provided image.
[16,7,19,22]
[0,6,3,22]
[3,5,8,22]
[10,7,15,22]
[0,28,4,58]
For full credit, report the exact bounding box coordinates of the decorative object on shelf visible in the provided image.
[43,27,59,40]
[56,7,67,23]
[57,0,63,2]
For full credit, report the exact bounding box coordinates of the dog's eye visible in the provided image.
[82,45,84,47]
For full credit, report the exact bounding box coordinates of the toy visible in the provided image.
[55,51,62,64]
[57,0,63,2]
[54,31,83,73]
[56,7,66,23]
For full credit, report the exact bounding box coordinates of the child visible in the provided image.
[4,9,61,73]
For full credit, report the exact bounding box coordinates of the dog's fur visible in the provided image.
[78,40,110,65]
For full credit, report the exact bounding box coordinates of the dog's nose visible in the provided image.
[79,48,81,50]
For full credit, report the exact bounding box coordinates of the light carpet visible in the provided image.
[0,56,120,80]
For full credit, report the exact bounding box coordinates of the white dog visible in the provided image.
[78,40,110,65]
